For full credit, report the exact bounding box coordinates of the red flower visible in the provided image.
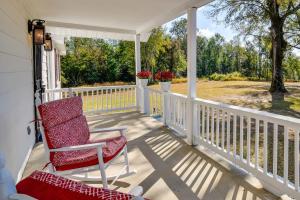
[136,70,152,79]
[155,71,174,82]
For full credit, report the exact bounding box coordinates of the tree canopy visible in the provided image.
[61,17,300,88]
[208,0,300,95]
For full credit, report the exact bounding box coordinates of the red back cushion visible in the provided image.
[16,171,135,200]
[47,115,90,148]
[38,97,90,149]
[38,96,83,129]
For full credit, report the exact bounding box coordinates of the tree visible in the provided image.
[170,18,188,56]
[284,53,300,80]
[115,41,135,82]
[209,0,300,96]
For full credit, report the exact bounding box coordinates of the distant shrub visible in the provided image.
[248,77,261,81]
[209,73,226,81]
[209,72,247,81]
[172,77,187,84]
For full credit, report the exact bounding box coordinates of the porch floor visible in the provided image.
[23,111,279,200]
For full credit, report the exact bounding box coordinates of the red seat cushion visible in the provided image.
[52,136,127,171]
[16,171,134,200]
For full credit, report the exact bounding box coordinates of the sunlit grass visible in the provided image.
[150,80,300,117]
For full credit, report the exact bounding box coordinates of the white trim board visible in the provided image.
[16,143,34,183]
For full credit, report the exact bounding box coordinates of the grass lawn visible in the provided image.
[150,80,300,118]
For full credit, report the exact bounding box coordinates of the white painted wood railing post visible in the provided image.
[162,91,170,126]
[135,34,141,112]
[141,85,150,114]
[186,7,197,145]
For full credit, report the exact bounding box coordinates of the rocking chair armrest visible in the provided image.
[90,126,127,136]
[49,142,106,152]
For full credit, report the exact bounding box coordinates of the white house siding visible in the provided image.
[0,0,35,181]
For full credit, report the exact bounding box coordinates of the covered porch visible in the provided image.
[23,111,277,200]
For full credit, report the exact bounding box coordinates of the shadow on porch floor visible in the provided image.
[23,111,279,200]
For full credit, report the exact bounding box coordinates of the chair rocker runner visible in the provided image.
[37,96,135,188]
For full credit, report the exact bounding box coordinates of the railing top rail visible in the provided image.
[168,92,188,99]
[45,85,136,93]
[71,85,136,91]
[195,97,300,128]
[148,87,163,93]
[45,88,69,92]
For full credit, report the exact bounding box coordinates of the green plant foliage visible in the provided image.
[209,72,247,81]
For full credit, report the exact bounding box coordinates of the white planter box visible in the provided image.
[159,82,171,92]
[139,79,148,87]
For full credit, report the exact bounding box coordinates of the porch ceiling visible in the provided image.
[25,0,213,41]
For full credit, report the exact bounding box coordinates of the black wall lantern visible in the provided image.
[44,33,53,51]
[28,19,45,45]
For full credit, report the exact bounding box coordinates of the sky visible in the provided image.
[164,5,238,42]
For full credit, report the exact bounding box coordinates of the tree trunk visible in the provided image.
[269,1,288,95]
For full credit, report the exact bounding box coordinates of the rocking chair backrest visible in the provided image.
[38,97,90,149]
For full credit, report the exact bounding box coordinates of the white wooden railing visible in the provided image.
[165,93,188,134]
[192,97,300,198]
[43,85,136,113]
[145,86,300,199]
[148,88,163,117]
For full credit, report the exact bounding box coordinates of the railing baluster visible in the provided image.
[119,88,122,109]
[123,88,126,109]
[115,88,118,108]
[197,104,200,141]
[92,89,94,111]
[106,88,108,111]
[85,91,88,112]
[227,112,230,156]
[247,117,251,166]
[110,88,112,110]
[101,89,104,110]
[202,106,205,140]
[129,87,132,107]
[96,89,99,111]
[181,100,184,127]
[255,119,259,169]
[233,114,237,161]
[295,130,299,191]
[240,116,244,161]
[263,120,268,175]
[156,92,159,115]
[206,106,210,142]
[216,109,220,148]
[127,88,129,108]
[212,108,215,145]
[183,101,187,130]
[284,126,288,185]
[273,123,278,180]
[222,110,225,151]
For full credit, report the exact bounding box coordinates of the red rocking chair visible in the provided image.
[37,96,135,188]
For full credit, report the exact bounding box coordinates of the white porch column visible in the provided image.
[186,7,197,145]
[135,34,141,111]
